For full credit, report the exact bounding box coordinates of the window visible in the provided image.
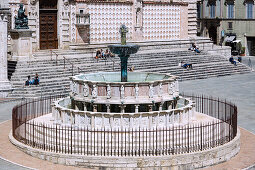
[228,22,233,30]
[247,2,253,19]
[227,3,234,19]
[210,4,216,18]
[197,3,201,19]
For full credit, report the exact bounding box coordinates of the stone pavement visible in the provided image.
[180,71,255,134]
[0,100,28,170]
[201,128,255,170]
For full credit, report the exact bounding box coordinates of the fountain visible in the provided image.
[10,25,240,169]
[108,25,139,82]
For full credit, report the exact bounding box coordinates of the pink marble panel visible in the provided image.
[125,86,135,97]
[154,85,159,96]
[89,85,92,95]
[98,86,106,96]
[139,85,149,96]
[163,84,168,94]
[180,6,188,39]
[111,86,120,98]
[79,84,82,94]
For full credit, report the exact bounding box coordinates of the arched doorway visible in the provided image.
[208,26,217,44]
[39,0,58,50]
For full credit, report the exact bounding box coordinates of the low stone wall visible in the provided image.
[207,46,232,59]
[9,128,240,169]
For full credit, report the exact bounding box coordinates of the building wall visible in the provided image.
[5,0,196,51]
[199,0,255,55]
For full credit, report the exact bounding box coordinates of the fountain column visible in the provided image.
[120,55,129,82]
[108,25,139,82]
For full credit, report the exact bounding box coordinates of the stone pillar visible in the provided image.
[83,102,87,111]
[168,101,173,110]
[93,104,97,112]
[10,29,33,59]
[106,104,111,113]
[159,102,164,111]
[120,105,126,113]
[75,101,79,110]
[148,104,153,112]
[0,9,11,97]
[135,104,139,113]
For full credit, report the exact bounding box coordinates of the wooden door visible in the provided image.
[40,12,58,50]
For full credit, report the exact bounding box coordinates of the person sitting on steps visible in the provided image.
[33,73,40,85]
[25,75,32,86]
[189,43,200,53]
[95,49,101,59]
[180,61,192,69]
[229,56,237,66]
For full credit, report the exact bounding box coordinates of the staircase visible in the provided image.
[8,48,252,98]
[7,60,17,80]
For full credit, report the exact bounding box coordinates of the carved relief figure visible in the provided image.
[107,84,111,99]
[149,84,154,98]
[83,83,89,97]
[120,85,125,99]
[135,0,142,27]
[63,0,69,5]
[73,82,78,94]
[135,84,139,99]
[92,84,98,98]
[30,0,37,5]
[159,83,162,97]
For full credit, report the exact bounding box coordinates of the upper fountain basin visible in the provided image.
[108,44,140,56]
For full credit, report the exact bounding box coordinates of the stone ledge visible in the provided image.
[9,128,240,169]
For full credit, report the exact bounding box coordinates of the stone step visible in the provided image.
[8,46,252,99]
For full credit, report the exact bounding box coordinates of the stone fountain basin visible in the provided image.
[108,44,140,56]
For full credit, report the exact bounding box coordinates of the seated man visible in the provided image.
[194,48,200,53]
[25,75,32,86]
[95,49,101,59]
[182,62,192,69]
[229,56,237,66]
[182,63,188,69]
[33,73,40,85]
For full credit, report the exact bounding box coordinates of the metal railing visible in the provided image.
[63,56,85,76]
[50,49,85,76]
[50,50,58,66]
[248,58,254,71]
[12,94,237,157]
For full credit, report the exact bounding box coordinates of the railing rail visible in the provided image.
[248,57,254,71]
[63,56,85,76]
[50,50,58,66]
[12,94,237,157]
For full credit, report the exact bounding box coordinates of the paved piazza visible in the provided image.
[180,57,255,134]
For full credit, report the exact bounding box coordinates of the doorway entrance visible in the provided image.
[209,26,217,44]
[39,0,58,50]
[247,37,255,56]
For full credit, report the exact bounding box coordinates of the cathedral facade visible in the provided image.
[4,0,198,51]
